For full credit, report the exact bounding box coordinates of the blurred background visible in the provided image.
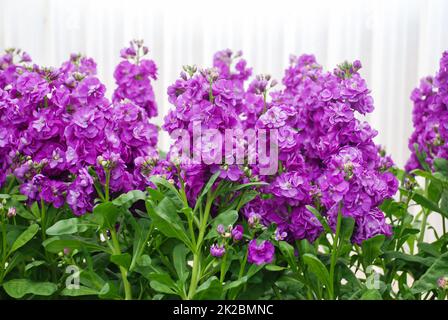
[1,0,448,168]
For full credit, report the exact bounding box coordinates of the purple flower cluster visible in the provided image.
[406,51,448,171]
[248,240,275,265]
[159,49,254,203]
[113,40,158,118]
[243,55,398,244]
[158,50,397,245]
[0,43,158,215]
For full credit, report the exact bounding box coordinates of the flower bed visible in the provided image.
[0,42,447,300]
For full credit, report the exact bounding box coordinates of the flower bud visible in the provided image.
[216,224,225,235]
[7,207,16,218]
[438,277,448,290]
[275,229,287,241]
[248,213,261,228]
[231,225,244,241]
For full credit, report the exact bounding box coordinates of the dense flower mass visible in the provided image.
[158,50,254,203]
[406,51,448,171]
[241,55,398,244]
[158,50,397,245]
[113,40,158,118]
[0,42,158,215]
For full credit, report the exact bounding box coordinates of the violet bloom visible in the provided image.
[406,51,448,172]
[231,225,244,241]
[210,244,226,258]
[248,240,275,265]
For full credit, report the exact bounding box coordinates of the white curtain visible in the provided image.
[1,0,448,168]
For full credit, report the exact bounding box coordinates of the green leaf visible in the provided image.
[230,181,268,192]
[129,217,151,271]
[173,244,188,281]
[265,264,287,271]
[195,276,223,300]
[9,224,39,254]
[427,180,443,202]
[411,192,448,218]
[93,202,121,229]
[3,279,57,298]
[380,199,406,218]
[278,241,297,270]
[440,190,448,214]
[46,218,90,236]
[302,253,331,289]
[150,176,183,201]
[235,190,259,211]
[148,273,178,295]
[112,190,146,208]
[61,286,99,297]
[11,194,28,202]
[382,251,435,267]
[413,143,431,172]
[198,170,221,199]
[417,242,440,257]
[30,202,40,218]
[25,260,46,272]
[43,236,108,254]
[412,251,448,293]
[146,197,192,249]
[340,217,355,242]
[361,235,385,267]
[110,253,131,270]
[434,158,448,176]
[360,289,383,300]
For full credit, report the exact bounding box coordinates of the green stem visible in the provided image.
[40,199,47,241]
[178,167,196,246]
[329,207,342,300]
[209,79,214,103]
[110,229,132,300]
[418,210,428,243]
[4,176,15,194]
[188,253,201,300]
[228,248,249,300]
[105,169,111,202]
[93,183,106,202]
[188,192,214,299]
[220,249,228,283]
[418,179,430,243]
[262,90,267,113]
[1,213,7,283]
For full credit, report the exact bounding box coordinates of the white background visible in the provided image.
[1,0,448,168]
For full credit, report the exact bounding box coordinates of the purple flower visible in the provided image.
[113,40,158,117]
[210,243,226,258]
[243,54,397,244]
[406,51,448,172]
[75,76,106,105]
[40,180,67,208]
[248,240,275,265]
[231,225,244,241]
[270,172,310,204]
